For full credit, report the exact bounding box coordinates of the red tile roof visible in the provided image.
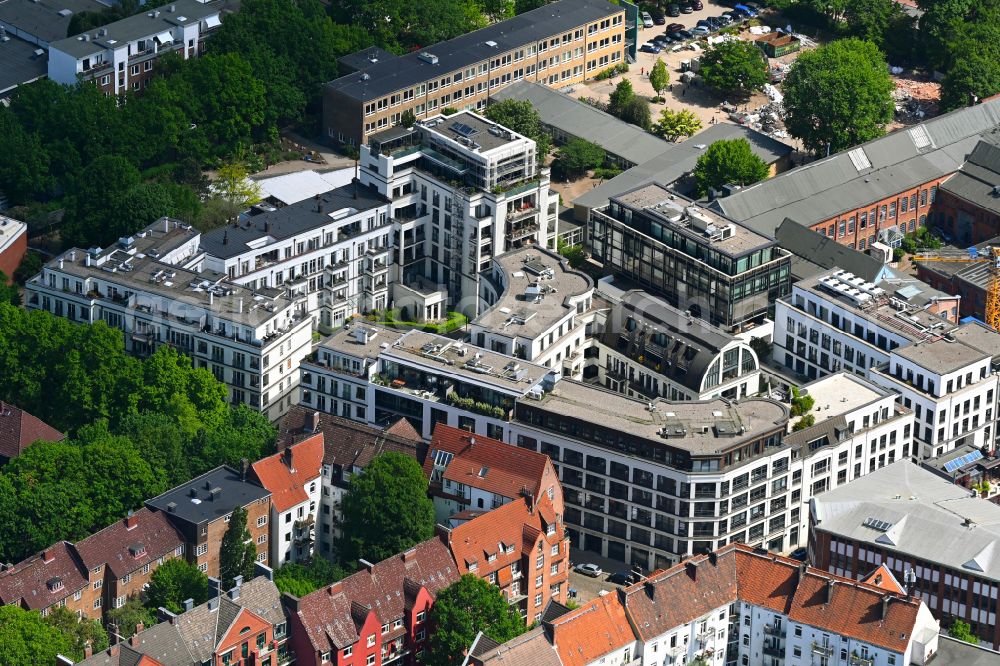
[251,433,324,513]
[0,541,87,610]
[426,424,551,501]
[279,406,424,471]
[549,592,635,666]
[448,496,558,577]
[0,402,64,460]
[861,564,907,595]
[295,537,459,653]
[74,508,185,579]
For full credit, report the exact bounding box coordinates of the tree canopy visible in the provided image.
[424,575,525,665]
[146,558,210,615]
[0,606,74,666]
[219,506,258,589]
[274,559,351,597]
[339,452,435,567]
[484,99,551,160]
[649,58,670,99]
[43,606,109,661]
[551,139,606,181]
[608,79,636,118]
[654,108,702,142]
[782,38,894,155]
[693,139,770,196]
[700,39,769,101]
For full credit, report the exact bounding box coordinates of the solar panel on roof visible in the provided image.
[908,125,934,151]
[943,450,983,473]
[451,122,478,138]
[863,516,893,532]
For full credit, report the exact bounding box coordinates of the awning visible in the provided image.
[204,14,221,28]
[153,31,173,44]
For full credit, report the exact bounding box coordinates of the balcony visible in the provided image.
[762,642,783,658]
[763,624,786,638]
[811,642,834,657]
[507,223,539,241]
[849,655,873,666]
[506,204,538,223]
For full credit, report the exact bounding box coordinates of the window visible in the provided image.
[196,543,208,556]
[534,593,543,607]
[321,652,331,663]
[367,656,376,666]
[367,634,376,648]
[416,611,426,623]
[343,647,353,657]
[257,516,267,527]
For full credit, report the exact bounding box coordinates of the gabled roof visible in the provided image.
[278,405,425,473]
[0,541,88,610]
[251,433,324,513]
[74,508,184,579]
[426,424,551,501]
[861,564,906,595]
[549,591,635,666]
[295,538,459,653]
[774,218,891,283]
[0,401,64,460]
[939,131,1000,215]
[448,496,558,577]
[469,626,564,666]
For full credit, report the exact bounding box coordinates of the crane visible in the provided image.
[912,246,1000,332]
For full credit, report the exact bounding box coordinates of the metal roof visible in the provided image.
[774,218,890,282]
[0,34,47,96]
[0,0,106,46]
[572,123,792,214]
[323,0,623,102]
[492,80,671,166]
[715,98,1000,236]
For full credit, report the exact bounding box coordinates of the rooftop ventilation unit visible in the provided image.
[417,52,439,65]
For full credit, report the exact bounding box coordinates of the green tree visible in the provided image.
[940,24,1000,110]
[557,240,587,269]
[790,386,816,416]
[219,505,258,589]
[484,98,551,159]
[478,0,514,21]
[274,559,350,596]
[514,0,547,12]
[649,58,670,100]
[619,97,652,130]
[0,606,74,666]
[146,558,210,614]
[0,107,51,204]
[0,272,19,305]
[782,38,894,155]
[106,599,157,640]
[401,109,417,128]
[214,161,263,210]
[13,251,44,284]
[551,139,606,181]
[608,79,635,117]
[700,39,769,101]
[654,108,702,141]
[844,0,903,44]
[44,606,109,661]
[424,575,525,665]
[63,155,142,248]
[328,0,486,51]
[339,452,434,566]
[948,619,978,644]
[693,139,769,196]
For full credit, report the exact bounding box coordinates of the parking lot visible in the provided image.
[567,552,644,605]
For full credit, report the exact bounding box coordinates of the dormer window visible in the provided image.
[47,577,64,593]
[129,544,146,558]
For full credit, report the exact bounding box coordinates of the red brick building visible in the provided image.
[0,400,64,464]
[73,509,185,616]
[446,495,569,626]
[286,538,459,666]
[932,135,1000,245]
[424,424,563,524]
[0,216,26,283]
[0,541,95,620]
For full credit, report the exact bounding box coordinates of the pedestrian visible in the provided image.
[641,67,645,76]
[669,84,673,92]
[682,87,687,97]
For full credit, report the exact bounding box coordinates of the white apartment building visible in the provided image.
[775,268,960,382]
[48,0,224,95]
[299,323,558,440]
[507,371,913,572]
[868,325,1000,459]
[360,111,557,317]
[589,278,763,402]
[473,246,594,379]
[251,432,323,566]
[25,219,312,420]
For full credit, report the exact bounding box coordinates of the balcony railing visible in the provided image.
[763,624,786,638]
[811,642,834,657]
[849,655,873,666]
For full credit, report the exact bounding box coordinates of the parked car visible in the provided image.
[691,25,711,35]
[667,22,684,32]
[790,548,808,562]
[667,3,681,16]
[575,563,603,577]
[716,14,733,26]
[651,9,666,24]
[641,11,654,27]
[640,42,662,53]
[680,2,694,12]
[688,0,703,10]
[678,28,694,38]
[696,19,717,31]
[653,34,671,46]
[668,31,685,42]
[608,571,638,586]
[735,3,758,16]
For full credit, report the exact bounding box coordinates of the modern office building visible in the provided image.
[774,267,961,382]
[25,220,314,420]
[47,0,227,95]
[588,183,791,333]
[322,0,626,146]
[811,460,1000,649]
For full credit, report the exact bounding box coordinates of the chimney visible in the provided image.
[59,258,64,269]
[85,254,92,267]
[685,560,698,581]
[825,579,835,604]
[524,491,535,513]
[240,458,249,481]
[315,194,322,213]
[708,551,718,566]
[326,581,343,596]
[359,558,375,572]
[163,218,169,233]
[135,622,144,634]
[309,410,320,433]
[41,548,54,564]
[157,607,176,624]
[110,645,120,656]
[223,230,228,245]
[402,548,416,562]
[234,575,244,588]
[125,512,139,530]
[209,291,214,306]
[238,297,243,314]
[228,586,241,600]
[182,598,194,612]
[208,576,222,598]
[881,594,891,620]
[84,642,93,658]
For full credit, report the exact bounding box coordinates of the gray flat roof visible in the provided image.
[519,379,788,456]
[50,0,226,59]
[892,337,989,374]
[812,461,1000,583]
[774,218,889,283]
[324,0,622,102]
[950,321,1000,361]
[382,330,553,394]
[474,246,592,341]
[935,636,1000,666]
[939,132,1000,215]
[608,183,779,258]
[0,0,106,46]
[714,98,1000,236]
[146,465,270,526]
[0,34,46,95]
[199,181,387,260]
[492,80,671,166]
[316,324,406,363]
[423,111,527,152]
[573,123,792,213]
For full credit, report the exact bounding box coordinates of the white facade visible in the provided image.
[271,483,320,566]
[25,220,313,420]
[868,336,999,459]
